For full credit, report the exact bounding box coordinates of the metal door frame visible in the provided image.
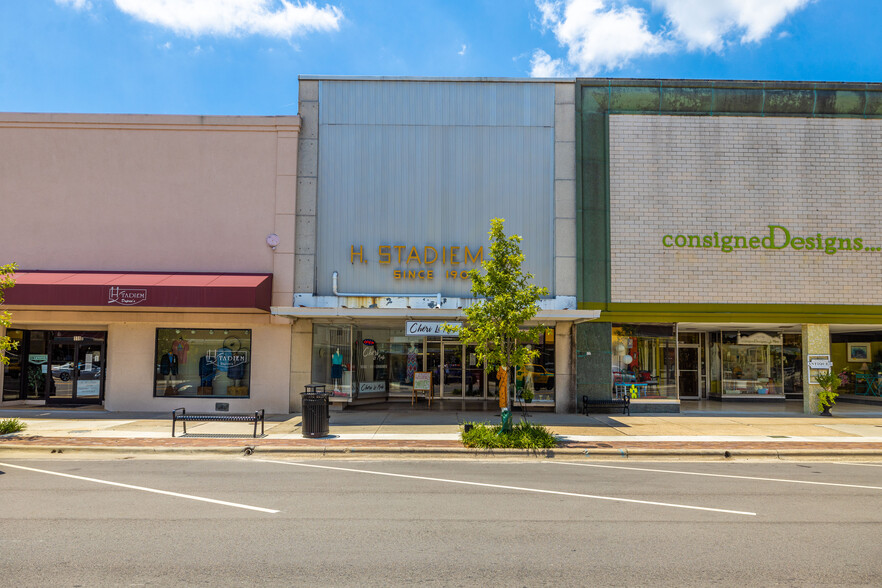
[45,333,106,405]
[439,340,463,398]
[677,342,702,400]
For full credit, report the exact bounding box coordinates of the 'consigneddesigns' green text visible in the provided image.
[662,225,876,255]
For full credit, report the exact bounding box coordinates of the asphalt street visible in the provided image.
[2,458,882,587]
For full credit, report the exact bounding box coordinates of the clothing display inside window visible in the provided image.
[153,329,252,398]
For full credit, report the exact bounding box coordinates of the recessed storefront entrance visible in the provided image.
[47,334,105,405]
[1,330,105,405]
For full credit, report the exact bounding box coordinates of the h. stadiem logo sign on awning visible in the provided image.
[108,286,148,305]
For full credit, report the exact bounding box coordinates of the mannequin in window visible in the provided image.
[199,354,216,393]
[406,342,418,384]
[331,348,344,393]
[160,350,178,395]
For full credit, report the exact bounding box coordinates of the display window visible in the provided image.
[720,331,784,397]
[311,323,556,406]
[1,329,24,401]
[153,328,251,398]
[312,325,354,397]
[611,324,677,400]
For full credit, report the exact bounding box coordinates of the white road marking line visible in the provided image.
[832,462,882,468]
[255,459,755,516]
[552,462,882,491]
[0,462,278,514]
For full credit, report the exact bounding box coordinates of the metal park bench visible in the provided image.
[172,408,265,438]
[581,395,630,416]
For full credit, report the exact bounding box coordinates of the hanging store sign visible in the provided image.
[736,332,783,346]
[406,321,462,336]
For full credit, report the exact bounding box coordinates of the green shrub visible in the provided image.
[0,417,26,435]
[461,420,557,449]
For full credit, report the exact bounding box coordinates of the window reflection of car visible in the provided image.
[518,364,555,389]
[52,362,100,381]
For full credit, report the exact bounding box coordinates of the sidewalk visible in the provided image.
[3,403,882,459]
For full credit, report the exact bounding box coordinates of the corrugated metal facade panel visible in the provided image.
[320,80,554,127]
[316,81,555,297]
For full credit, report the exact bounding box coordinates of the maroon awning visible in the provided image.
[5,271,273,311]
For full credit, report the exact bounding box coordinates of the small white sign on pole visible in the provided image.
[807,357,833,370]
[807,354,833,384]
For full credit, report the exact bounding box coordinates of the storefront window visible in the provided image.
[312,325,353,397]
[2,329,24,401]
[25,331,48,399]
[720,331,784,397]
[709,331,722,398]
[154,329,251,398]
[612,324,677,400]
[783,334,803,397]
[515,329,556,404]
[353,327,398,400]
[311,323,555,406]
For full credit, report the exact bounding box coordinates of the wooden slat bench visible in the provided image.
[581,395,630,416]
[172,408,265,438]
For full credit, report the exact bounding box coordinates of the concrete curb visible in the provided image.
[3,443,882,460]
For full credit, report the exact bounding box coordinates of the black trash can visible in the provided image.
[301,385,329,438]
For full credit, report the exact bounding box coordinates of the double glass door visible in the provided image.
[432,341,490,400]
[47,335,105,404]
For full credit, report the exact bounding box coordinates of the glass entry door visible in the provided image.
[47,334,105,404]
[441,341,463,398]
[464,345,484,398]
[427,340,489,400]
[678,345,701,399]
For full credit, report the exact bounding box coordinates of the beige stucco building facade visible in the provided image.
[1,113,301,413]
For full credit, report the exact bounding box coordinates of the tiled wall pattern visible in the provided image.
[609,115,882,304]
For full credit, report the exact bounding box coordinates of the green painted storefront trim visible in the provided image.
[576,84,610,305]
[577,78,882,118]
[578,302,882,325]
[576,78,882,306]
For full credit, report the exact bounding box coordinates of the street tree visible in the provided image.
[0,262,17,365]
[447,218,548,413]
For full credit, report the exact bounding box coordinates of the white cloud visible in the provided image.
[532,0,810,77]
[530,49,569,77]
[111,0,343,38]
[55,0,92,9]
[655,0,811,51]
[536,0,669,76]
[458,44,467,56]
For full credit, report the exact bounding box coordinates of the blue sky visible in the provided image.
[2,0,881,115]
